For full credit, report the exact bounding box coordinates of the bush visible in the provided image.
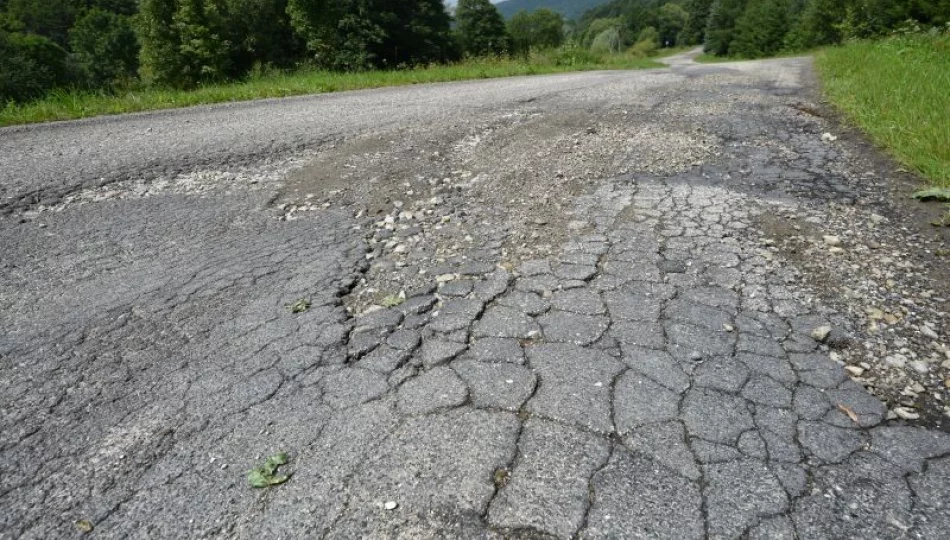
[590,27,622,53]
[629,40,658,57]
[0,31,73,102]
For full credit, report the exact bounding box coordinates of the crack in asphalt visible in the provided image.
[2,53,950,539]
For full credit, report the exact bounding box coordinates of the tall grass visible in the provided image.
[0,52,661,127]
[816,33,950,187]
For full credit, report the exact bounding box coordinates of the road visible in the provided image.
[2,51,949,539]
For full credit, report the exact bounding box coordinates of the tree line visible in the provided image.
[0,0,571,103]
[575,0,950,58]
[3,0,947,105]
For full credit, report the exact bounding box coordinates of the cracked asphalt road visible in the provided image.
[3,51,950,539]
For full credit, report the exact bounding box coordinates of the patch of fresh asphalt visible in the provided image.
[2,50,949,539]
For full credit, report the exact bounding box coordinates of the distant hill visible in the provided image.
[494,0,611,20]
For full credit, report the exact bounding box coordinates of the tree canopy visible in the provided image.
[508,8,565,56]
[455,0,511,56]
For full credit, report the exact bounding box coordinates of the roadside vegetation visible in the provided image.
[0,0,672,126]
[660,0,950,60]
[2,0,947,130]
[816,31,949,188]
[0,51,659,127]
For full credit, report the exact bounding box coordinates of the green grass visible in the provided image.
[816,33,950,187]
[0,53,661,127]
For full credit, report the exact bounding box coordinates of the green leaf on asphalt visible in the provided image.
[248,453,292,488]
[913,188,950,202]
[289,299,311,313]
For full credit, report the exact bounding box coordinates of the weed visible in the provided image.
[289,299,311,313]
[492,468,510,488]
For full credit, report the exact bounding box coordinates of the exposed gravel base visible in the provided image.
[1,51,949,539]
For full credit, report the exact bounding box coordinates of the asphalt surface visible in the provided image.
[2,51,949,539]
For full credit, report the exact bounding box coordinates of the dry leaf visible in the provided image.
[837,403,861,425]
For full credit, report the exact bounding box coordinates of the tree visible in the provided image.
[69,8,138,87]
[286,0,385,70]
[371,0,455,66]
[220,0,302,73]
[138,0,231,87]
[784,0,847,49]
[3,0,77,46]
[657,2,688,47]
[286,0,344,67]
[704,0,747,55]
[731,0,790,57]
[454,0,510,56]
[680,0,714,45]
[508,9,565,56]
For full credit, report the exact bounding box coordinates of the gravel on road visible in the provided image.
[2,51,949,539]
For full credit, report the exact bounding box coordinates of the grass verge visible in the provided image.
[816,34,950,187]
[0,54,661,127]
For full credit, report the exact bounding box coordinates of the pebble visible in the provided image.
[884,354,907,369]
[689,351,703,362]
[920,326,939,340]
[845,365,865,377]
[823,235,842,246]
[810,326,832,343]
[893,407,920,421]
[910,360,930,374]
[384,501,398,510]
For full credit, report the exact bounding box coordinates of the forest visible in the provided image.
[1,0,948,105]
[574,0,950,58]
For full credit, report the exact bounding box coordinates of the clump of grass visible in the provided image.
[289,298,311,313]
[0,53,662,127]
[816,33,950,187]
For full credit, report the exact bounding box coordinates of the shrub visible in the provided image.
[590,27,622,53]
[0,31,73,102]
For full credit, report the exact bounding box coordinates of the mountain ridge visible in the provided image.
[494,0,611,20]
